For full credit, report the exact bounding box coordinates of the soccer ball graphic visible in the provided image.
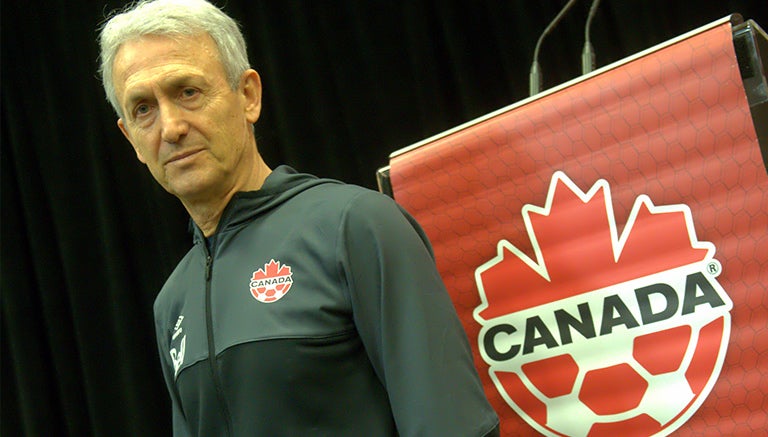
[487,307,730,436]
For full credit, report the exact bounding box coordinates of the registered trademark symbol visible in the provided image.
[706,260,721,277]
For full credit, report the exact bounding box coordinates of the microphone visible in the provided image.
[581,0,601,74]
[529,0,579,96]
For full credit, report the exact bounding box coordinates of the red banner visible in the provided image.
[389,18,766,436]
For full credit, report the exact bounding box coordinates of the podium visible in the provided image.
[379,15,767,436]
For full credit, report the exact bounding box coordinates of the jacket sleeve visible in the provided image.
[339,190,499,437]
[154,316,192,437]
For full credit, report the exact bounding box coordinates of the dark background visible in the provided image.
[2,1,766,435]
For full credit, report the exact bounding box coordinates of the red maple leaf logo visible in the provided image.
[250,259,293,303]
[475,171,714,320]
[472,171,732,436]
[252,259,292,280]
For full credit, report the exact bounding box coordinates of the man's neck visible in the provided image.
[182,160,272,237]
[188,199,233,238]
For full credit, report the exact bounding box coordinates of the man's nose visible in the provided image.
[159,104,189,144]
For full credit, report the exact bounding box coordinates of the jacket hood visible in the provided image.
[191,165,342,244]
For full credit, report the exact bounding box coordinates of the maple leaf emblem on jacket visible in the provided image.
[250,259,294,303]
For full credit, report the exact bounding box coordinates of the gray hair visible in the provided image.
[98,0,250,117]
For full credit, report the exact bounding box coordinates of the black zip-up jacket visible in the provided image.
[154,166,500,436]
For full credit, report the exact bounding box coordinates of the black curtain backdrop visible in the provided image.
[2,1,766,435]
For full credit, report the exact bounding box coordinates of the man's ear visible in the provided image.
[241,69,262,124]
[117,118,147,164]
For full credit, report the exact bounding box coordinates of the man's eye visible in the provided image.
[181,88,199,99]
[134,104,151,117]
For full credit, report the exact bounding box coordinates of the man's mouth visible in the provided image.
[166,149,203,165]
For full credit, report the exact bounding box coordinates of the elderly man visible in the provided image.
[99,0,499,435]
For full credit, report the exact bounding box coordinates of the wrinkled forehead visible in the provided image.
[112,32,225,95]
[114,32,221,69]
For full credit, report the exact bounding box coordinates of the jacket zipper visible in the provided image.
[204,250,233,435]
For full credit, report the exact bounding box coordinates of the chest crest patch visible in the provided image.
[249,259,293,303]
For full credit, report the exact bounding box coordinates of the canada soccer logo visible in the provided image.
[250,259,293,303]
[474,171,732,437]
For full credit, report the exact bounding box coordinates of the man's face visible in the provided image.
[113,33,261,202]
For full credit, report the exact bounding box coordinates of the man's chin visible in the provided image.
[165,178,215,202]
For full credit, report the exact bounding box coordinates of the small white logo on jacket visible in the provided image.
[170,315,186,377]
